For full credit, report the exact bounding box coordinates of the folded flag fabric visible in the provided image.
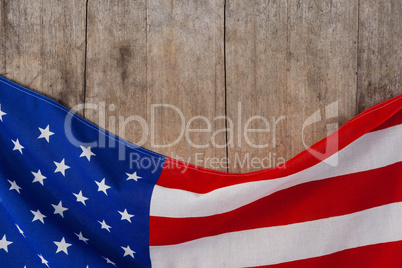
[0,75,401,268]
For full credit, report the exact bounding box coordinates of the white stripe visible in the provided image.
[151,124,402,218]
[150,202,402,267]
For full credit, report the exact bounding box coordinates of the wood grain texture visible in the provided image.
[147,0,226,169]
[85,0,148,145]
[286,0,358,161]
[0,1,5,76]
[357,0,402,112]
[226,0,359,172]
[225,0,288,173]
[0,0,86,111]
[85,0,226,170]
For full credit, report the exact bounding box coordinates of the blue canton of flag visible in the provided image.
[0,76,166,267]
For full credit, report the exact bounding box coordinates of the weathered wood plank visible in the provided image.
[286,0,358,161]
[0,0,86,111]
[146,0,226,170]
[225,0,288,173]
[226,0,358,172]
[85,0,149,147]
[86,0,226,170]
[357,0,402,112]
[0,1,5,76]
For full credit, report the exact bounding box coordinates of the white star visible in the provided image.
[122,245,135,258]
[126,172,142,181]
[31,209,46,224]
[54,237,72,255]
[73,191,88,205]
[52,201,68,218]
[12,139,24,154]
[54,158,70,176]
[80,146,95,161]
[98,220,112,232]
[8,180,21,194]
[32,169,47,186]
[15,224,25,238]
[118,209,134,223]
[95,178,111,195]
[0,234,13,252]
[74,232,89,244]
[38,125,54,143]
[102,257,116,266]
[0,104,6,122]
[38,254,49,267]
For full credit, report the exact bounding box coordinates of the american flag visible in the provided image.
[0,75,401,267]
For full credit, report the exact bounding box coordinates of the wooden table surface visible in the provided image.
[1,0,401,172]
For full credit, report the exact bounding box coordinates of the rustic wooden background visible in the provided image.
[1,0,401,173]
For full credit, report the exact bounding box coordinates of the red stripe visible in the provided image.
[150,162,402,246]
[371,109,402,132]
[157,95,402,194]
[249,240,402,268]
